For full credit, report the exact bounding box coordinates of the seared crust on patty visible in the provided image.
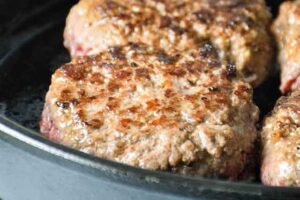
[41,43,259,178]
[261,91,300,186]
[64,0,273,86]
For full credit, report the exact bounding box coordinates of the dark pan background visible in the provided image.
[0,0,297,200]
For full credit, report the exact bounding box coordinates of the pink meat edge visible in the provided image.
[280,74,300,94]
[39,103,60,142]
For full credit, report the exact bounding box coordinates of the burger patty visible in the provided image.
[272,0,300,94]
[40,43,259,178]
[64,0,273,87]
[261,91,300,186]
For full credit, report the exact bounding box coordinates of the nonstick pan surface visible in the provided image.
[0,0,296,199]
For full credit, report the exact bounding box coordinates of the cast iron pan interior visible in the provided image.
[0,0,298,199]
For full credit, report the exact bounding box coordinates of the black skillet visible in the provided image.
[0,0,296,199]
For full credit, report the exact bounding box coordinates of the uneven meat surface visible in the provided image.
[64,0,273,87]
[261,91,300,186]
[272,0,300,93]
[41,43,259,178]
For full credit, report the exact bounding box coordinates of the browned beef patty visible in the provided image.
[40,43,259,178]
[272,0,300,93]
[64,0,273,87]
[261,91,300,186]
